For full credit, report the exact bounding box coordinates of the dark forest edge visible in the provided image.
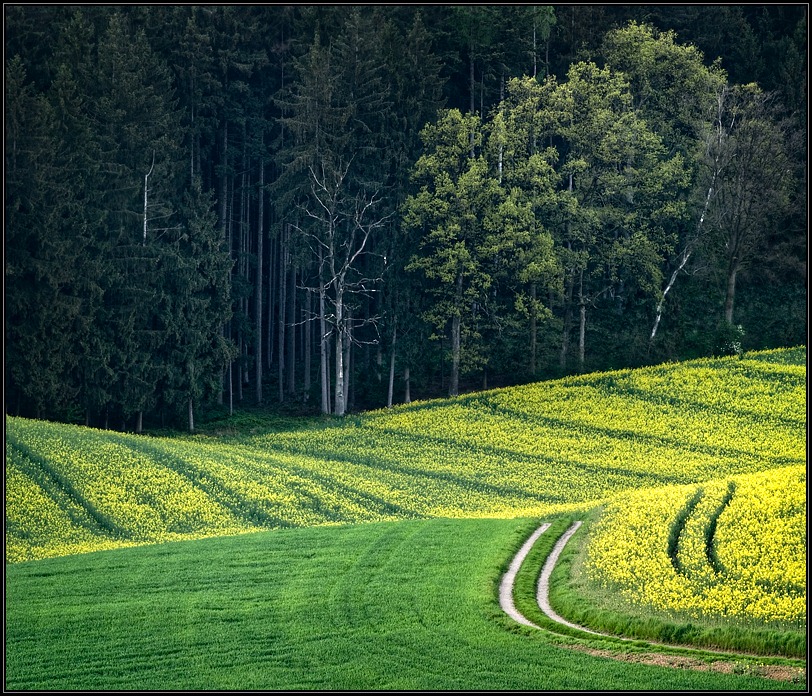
[5,6,807,433]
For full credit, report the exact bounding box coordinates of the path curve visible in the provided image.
[498,522,550,628]
[499,521,601,635]
[498,521,807,683]
[536,521,601,635]
[501,521,689,641]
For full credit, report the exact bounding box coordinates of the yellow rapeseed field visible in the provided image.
[584,465,806,626]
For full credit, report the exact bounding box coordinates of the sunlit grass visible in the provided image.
[6,519,803,691]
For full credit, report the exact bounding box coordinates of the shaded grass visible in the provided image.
[5,519,801,691]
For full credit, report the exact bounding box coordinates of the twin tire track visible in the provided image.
[499,521,600,634]
[499,520,736,643]
[499,520,707,641]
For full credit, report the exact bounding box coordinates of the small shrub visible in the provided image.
[713,322,745,357]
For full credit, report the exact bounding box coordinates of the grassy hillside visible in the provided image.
[5,347,807,689]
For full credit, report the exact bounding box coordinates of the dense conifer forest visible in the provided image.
[5,5,807,430]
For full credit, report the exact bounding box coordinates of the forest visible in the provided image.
[5,5,807,430]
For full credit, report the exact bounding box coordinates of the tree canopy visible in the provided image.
[5,5,806,427]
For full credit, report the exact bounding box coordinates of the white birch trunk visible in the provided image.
[319,245,330,415]
[404,366,411,404]
[334,290,346,417]
[143,152,154,246]
[725,264,738,324]
[342,311,351,411]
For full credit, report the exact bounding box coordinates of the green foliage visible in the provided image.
[713,321,746,357]
[602,21,728,157]
[4,5,805,420]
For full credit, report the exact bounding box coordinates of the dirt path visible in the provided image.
[498,522,550,628]
[498,521,806,684]
[535,520,600,635]
[499,521,599,634]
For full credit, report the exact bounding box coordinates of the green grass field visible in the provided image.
[5,347,807,689]
[5,519,804,690]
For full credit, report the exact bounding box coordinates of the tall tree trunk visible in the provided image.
[343,310,351,411]
[286,264,296,394]
[217,122,229,405]
[255,157,264,405]
[304,290,312,401]
[531,21,537,78]
[560,276,573,373]
[497,73,505,182]
[403,366,411,404]
[143,152,154,246]
[228,360,233,416]
[188,397,194,434]
[560,180,574,374]
[450,340,461,397]
[450,312,461,397]
[649,248,691,349]
[387,320,396,408]
[469,45,475,115]
[228,162,238,403]
[319,251,330,414]
[725,262,738,324]
[450,272,465,397]
[578,270,586,373]
[469,43,476,155]
[190,85,196,180]
[529,282,537,375]
[650,178,713,348]
[278,225,287,403]
[136,410,142,435]
[334,289,346,416]
[267,226,277,371]
[236,165,247,404]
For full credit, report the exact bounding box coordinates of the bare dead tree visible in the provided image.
[292,158,391,415]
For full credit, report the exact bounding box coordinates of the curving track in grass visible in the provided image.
[499,520,600,635]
